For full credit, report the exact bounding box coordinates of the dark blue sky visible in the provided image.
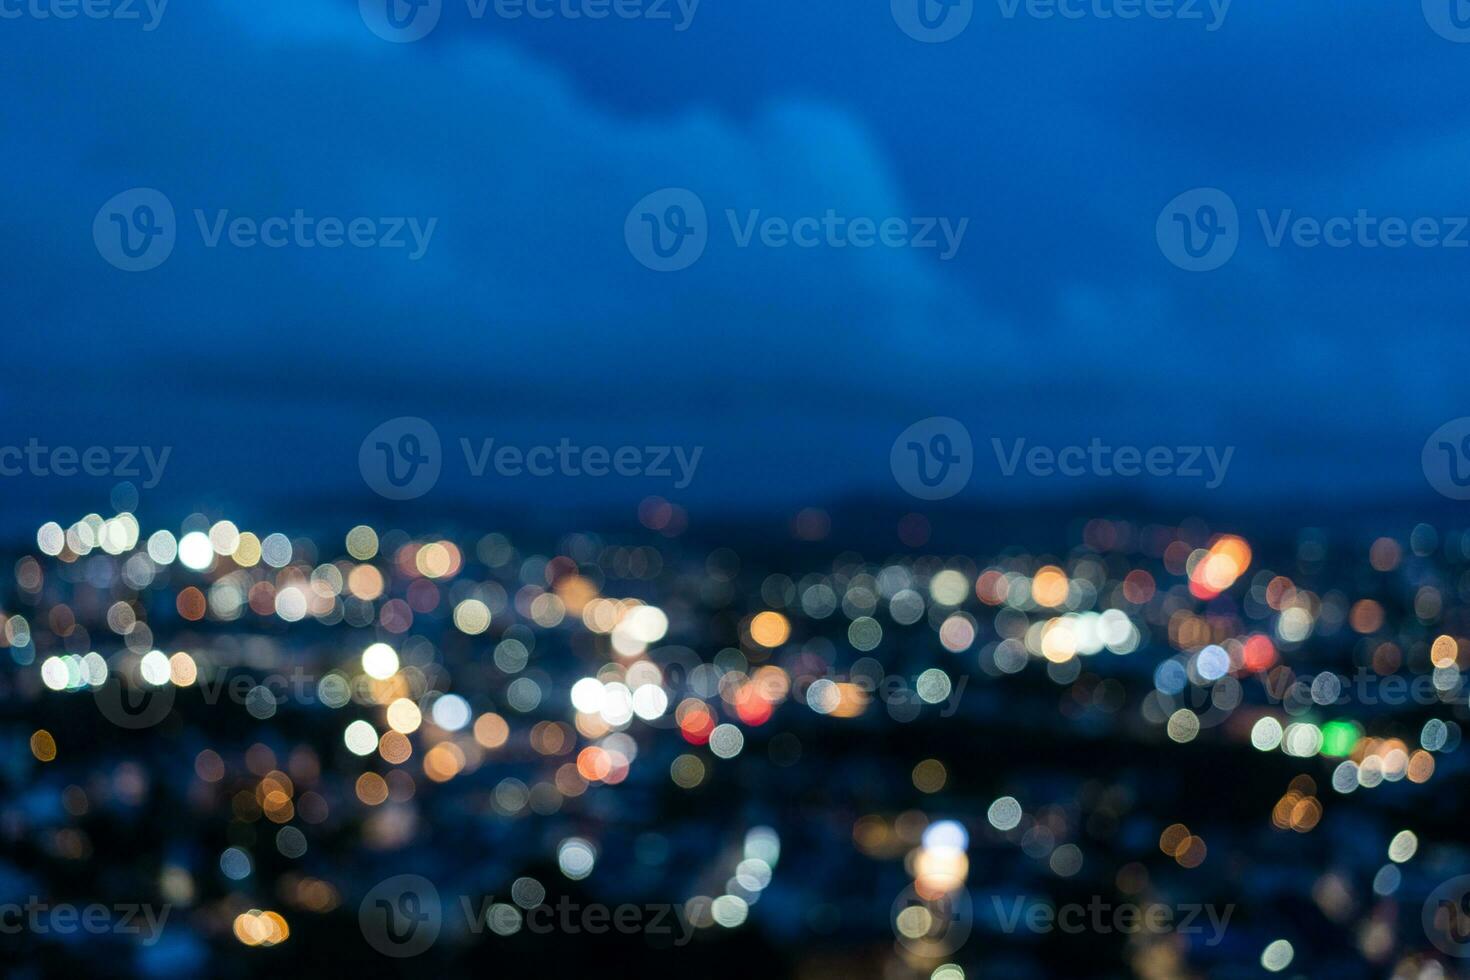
[3,0,1468,532]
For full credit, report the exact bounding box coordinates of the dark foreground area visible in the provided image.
[2,504,1469,979]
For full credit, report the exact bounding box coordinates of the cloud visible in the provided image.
[1,0,1462,519]
[4,0,990,409]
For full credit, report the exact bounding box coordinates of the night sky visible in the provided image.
[3,0,1467,532]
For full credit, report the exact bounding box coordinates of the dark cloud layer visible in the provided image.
[2,0,1465,529]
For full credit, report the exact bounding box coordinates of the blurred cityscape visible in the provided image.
[10,0,1470,977]
[4,488,1470,977]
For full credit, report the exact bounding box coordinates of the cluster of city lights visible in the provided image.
[6,507,1466,974]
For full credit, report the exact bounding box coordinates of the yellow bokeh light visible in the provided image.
[1031,566,1069,608]
[233,909,289,947]
[749,611,791,648]
[386,697,422,734]
[473,712,509,749]
[30,729,56,762]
